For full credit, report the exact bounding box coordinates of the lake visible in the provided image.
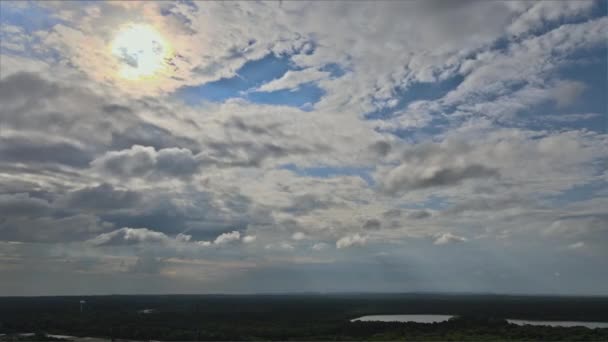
[507,319,608,329]
[351,314,453,323]
[350,315,608,329]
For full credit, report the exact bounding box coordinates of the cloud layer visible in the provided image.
[0,0,607,295]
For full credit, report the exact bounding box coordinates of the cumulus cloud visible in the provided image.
[197,231,248,247]
[1,0,608,295]
[88,227,171,246]
[433,233,467,245]
[214,231,241,245]
[291,232,307,240]
[91,145,200,180]
[176,233,192,242]
[336,234,368,249]
[88,227,246,249]
[242,235,257,244]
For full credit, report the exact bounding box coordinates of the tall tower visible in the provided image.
[80,300,86,313]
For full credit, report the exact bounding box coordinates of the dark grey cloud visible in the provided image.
[382,209,431,220]
[0,213,112,243]
[0,73,125,140]
[101,202,190,237]
[115,48,139,68]
[362,218,381,230]
[102,104,133,114]
[415,164,499,189]
[382,163,499,194]
[0,0,607,297]
[110,122,200,153]
[378,140,501,194]
[407,210,431,220]
[205,140,318,168]
[382,209,402,218]
[91,145,200,179]
[376,209,431,230]
[282,194,339,215]
[0,135,92,168]
[0,186,260,244]
[0,193,104,243]
[0,72,60,101]
[62,183,142,211]
[159,2,198,35]
[0,193,52,218]
[97,190,268,241]
[369,141,392,157]
[400,141,472,163]
[226,117,283,136]
[421,0,482,11]
[156,148,200,176]
[1,73,198,159]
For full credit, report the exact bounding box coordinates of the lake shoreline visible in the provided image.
[351,314,608,329]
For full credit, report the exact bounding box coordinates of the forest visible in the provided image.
[1,294,607,341]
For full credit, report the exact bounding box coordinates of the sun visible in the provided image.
[111,24,172,80]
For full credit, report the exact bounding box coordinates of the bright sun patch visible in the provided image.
[111,24,171,80]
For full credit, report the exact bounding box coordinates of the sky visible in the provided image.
[0,0,607,296]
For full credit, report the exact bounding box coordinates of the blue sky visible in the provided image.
[0,0,607,295]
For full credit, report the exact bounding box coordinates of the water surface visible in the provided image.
[351,315,608,329]
[351,314,453,323]
[508,319,608,329]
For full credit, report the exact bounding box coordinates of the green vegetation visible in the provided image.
[1,294,607,341]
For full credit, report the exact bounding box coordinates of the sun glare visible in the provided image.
[111,24,171,80]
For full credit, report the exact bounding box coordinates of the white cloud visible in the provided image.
[242,235,257,244]
[291,232,306,240]
[567,241,585,250]
[312,242,329,251]
[1,1,608,294]
[87,228,246,249]
[507,1,597,37]
[214,231,241,245]
[433,232,467,245]
[265,242,295,251]
[175,233,192,242]
[88,227,170,246]
[336,234,367,249]
[255,68,329,92]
